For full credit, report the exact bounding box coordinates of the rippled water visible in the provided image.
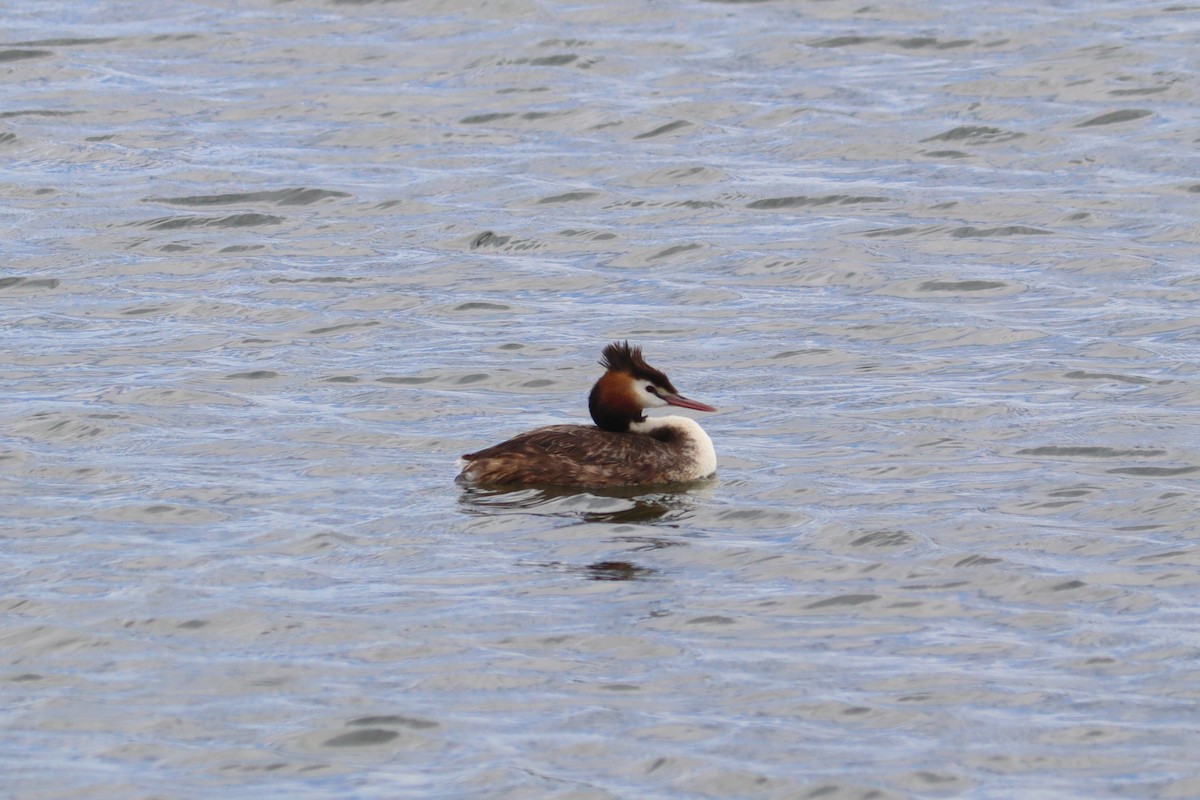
[4,1,1200,797]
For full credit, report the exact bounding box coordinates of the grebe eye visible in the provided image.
[645,385,658,395]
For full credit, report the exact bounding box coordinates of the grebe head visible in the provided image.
[588,341,717,432]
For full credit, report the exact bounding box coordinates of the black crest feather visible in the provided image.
[598,341,676,391]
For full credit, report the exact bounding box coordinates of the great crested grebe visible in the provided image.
[457,342,717,488]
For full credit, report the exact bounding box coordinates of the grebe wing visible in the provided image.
[461,425,679,486]
[465,425,671,463]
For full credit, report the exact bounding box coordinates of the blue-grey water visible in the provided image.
[3,1,1200,798]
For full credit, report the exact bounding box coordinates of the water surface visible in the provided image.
[3,0,1200,797]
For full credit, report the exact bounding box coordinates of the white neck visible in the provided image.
[629,414,717,481]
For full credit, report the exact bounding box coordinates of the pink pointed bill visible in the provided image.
[662,392,717,412]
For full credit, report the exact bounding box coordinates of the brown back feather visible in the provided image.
[461,424,692,487]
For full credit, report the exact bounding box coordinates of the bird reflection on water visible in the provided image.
[457,481,715,581]
[583,560,653,581]
[457,481,714,524]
